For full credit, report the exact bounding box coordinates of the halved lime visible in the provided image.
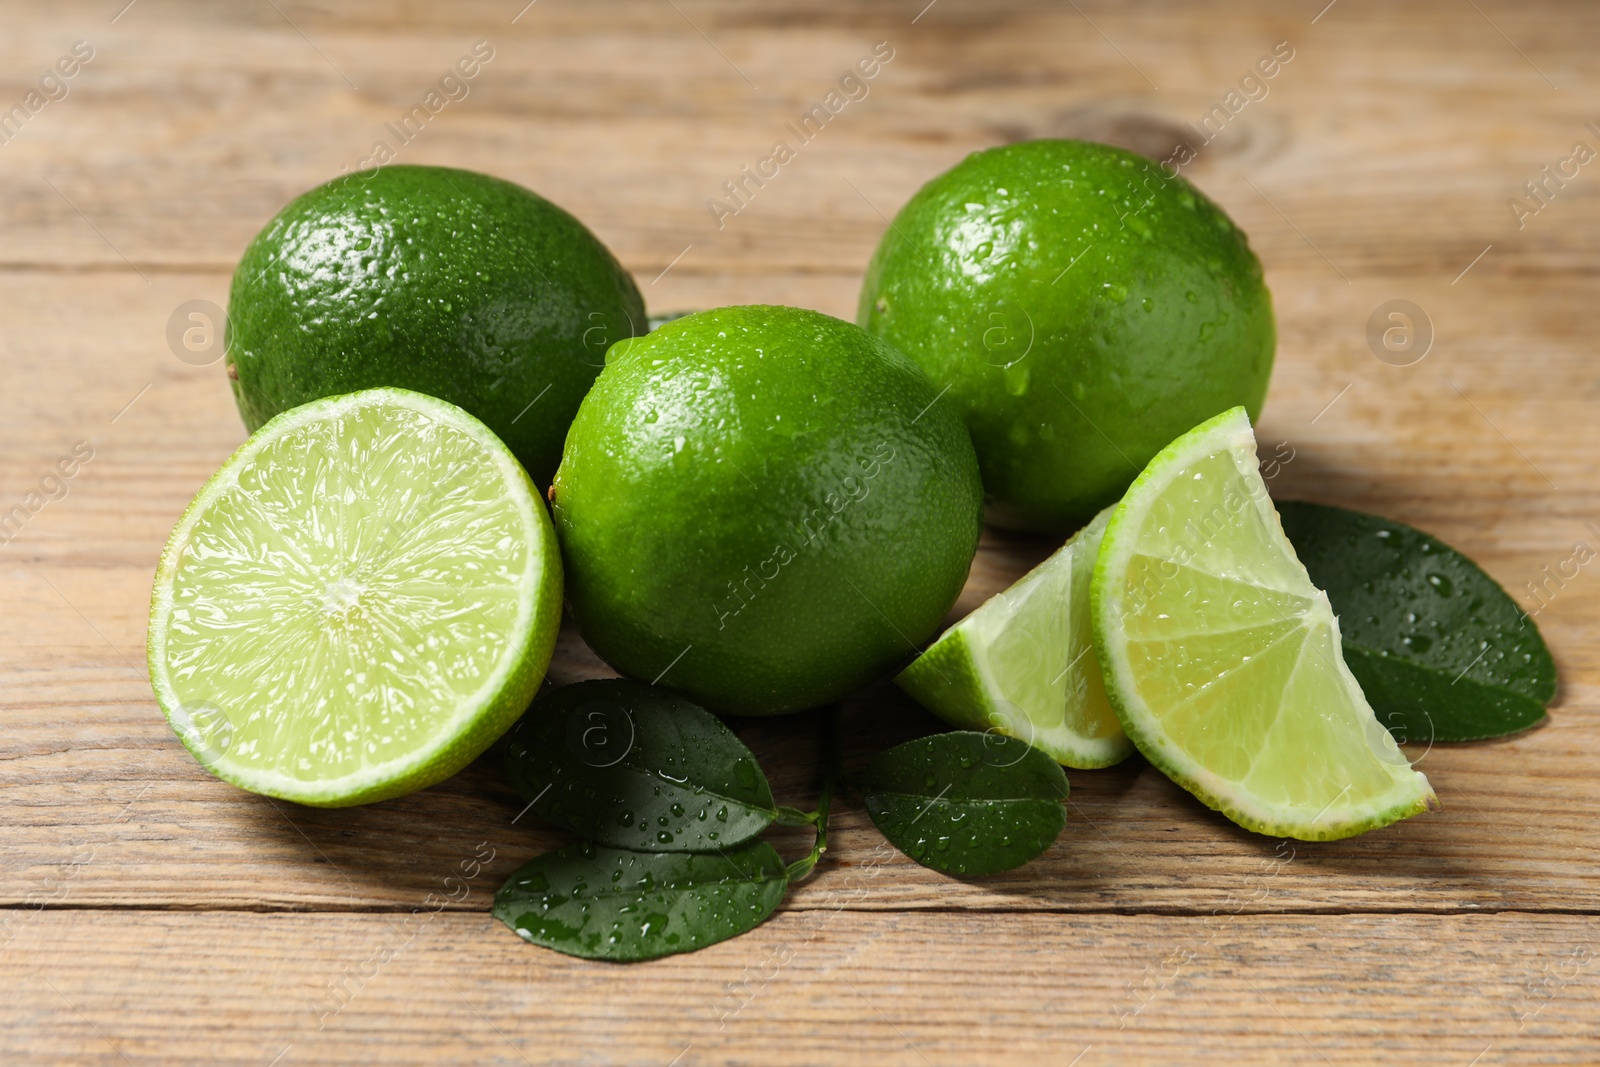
[896,508,1133,769]
[147,388,562,806]
[1091,407,1436,840]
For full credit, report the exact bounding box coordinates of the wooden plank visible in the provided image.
[4,910,1598,1065]
[0,0,1593,280]
[2,254,1599,912]
[5,682,1600,916]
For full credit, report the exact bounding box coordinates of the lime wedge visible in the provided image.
[147,388,562,806]
[1091,407,1436,840]
[895,508,1133,768]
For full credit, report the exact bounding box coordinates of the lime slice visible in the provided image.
[147,388,562,806]
[895,508,1134,768]
[1091,407,1436,840]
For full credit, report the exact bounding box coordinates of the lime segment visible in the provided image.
[896,507,1133,768]
[148,387,562,806]
[1091,407,1435,839]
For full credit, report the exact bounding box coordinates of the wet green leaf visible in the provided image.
[505,679,776,852]
[861,731,1068,877]
[493,839,788,961]
[1278,500,1557,742]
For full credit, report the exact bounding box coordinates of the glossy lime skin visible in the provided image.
[553,306,984,716]
[859,140,1275,532]
[225,165,645,488]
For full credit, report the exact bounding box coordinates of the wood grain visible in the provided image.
[5,910,1599,1065]
[5,267,1598,916]
[3,0,1599,1062]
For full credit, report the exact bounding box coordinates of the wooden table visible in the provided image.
[4,1,1598,1063]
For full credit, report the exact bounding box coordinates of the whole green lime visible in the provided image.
[225,165,645,487]
[552,305,983,716]
[858,139,1275,532]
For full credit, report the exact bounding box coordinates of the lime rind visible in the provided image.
[1092,406,1436,840]
[896,508,1133,769]
[148,387,562,806]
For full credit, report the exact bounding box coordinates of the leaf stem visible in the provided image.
[784,705,840,883]
[774,805,818,827]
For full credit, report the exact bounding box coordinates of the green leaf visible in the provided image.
[493,839,788,961]
[1277,500,1557,742]
[504,679,776,852]
[861,731,1068,877]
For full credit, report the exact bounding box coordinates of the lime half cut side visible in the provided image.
[148,387,562,807]
[896,508,1134,769]
[1091,406,1436,840]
